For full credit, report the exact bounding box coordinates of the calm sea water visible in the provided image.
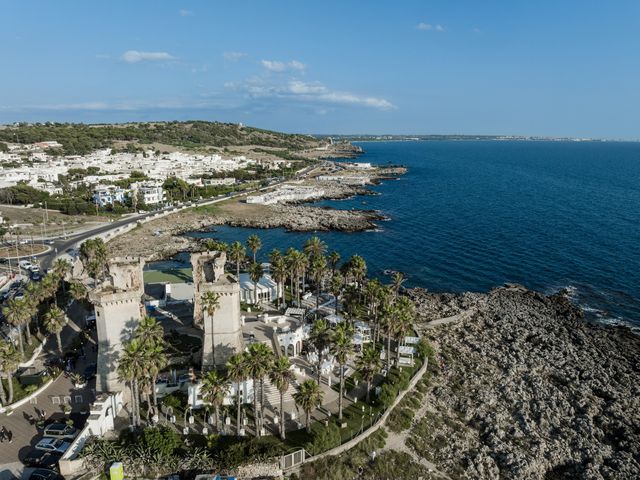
[180,141,640,329]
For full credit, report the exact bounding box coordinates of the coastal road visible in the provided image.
[37,165,317,270]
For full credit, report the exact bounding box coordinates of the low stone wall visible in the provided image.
[0,375,56,414]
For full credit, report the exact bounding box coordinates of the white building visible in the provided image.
[204,177,236,186]
[133,182,165,205]
[92,185,128,206]
[239,273,281,304]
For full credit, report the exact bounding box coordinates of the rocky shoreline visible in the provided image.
[405,285,640,479]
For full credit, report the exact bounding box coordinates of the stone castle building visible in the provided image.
[89,257,145,392]
[191,250,243,369]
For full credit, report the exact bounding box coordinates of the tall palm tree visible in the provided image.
[328,251,341,277]
[330,273,344,315]
[226,352,249,436]
[293,379,324,434]
[117,338,147,428]
[356,345,382,403]
[228,241,246,279]
[271,256,287,309]
[391,271,406,301]
[303,236,327,260]
[248,262,264,306]
[201,291,221,366]
[69,281,88,304]
[393,296,415,361]
[309,319,333,384]
[0,339,21,405]
[285,248,298,305]
[269,356,294,440]
[43,306,67,354]
[80,238,108,283]
[247,343,274,433]
[331,323,354,420]
[53,258,72,295]
[200,370,230,432]
[380,303,396,371]
[3,298,29,357]
[135,316,164,347]
[143,343,167,407]
[345,255,367,289]
[289,250,308,305]
[309,255,327,313]
[246,234,262,263]
[268,248,282,266]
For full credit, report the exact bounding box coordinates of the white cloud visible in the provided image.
[417,22,445,32]
[473,27,482,34]
[122,50,175,63]
[223,51,247,61]
[179,9,193,16]
[260,59,306,72]
[229,78,394,110]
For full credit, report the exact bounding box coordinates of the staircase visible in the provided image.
[262,377,296,409]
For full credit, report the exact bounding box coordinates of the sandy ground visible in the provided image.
[0,205,111,237]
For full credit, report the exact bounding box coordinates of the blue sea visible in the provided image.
[178,141,640,330]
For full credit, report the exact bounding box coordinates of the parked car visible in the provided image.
[35,437,71,454]
[22,449,62,469]
[43,423,78,439]
[19,260,33,270]
[31,271,42,281]
[29,265,41,273]
[27,469,64,480]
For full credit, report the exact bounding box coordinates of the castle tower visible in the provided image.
[192,251,243,369]
[89,257,145,393]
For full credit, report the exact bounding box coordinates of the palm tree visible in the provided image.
[380,303,396,371]
[271,256,287,309]
[201,292,220,365]
[345,255,367,289]
[117,338,147,428]
[248,262,264,306]
[331,323,354,420]
[309,319,333,384]
[303,236,327,260]
[269,356,294,440]
[228,241,246,279]
[289,250,308,305]
[328,251,341,277]
[53,258,72,295]
[69,281,88,304]
[3,298,29,357]
[226,352,249,436]
[330,272,344,315]
[135,316,164,347]
[391,271,406,301]
[309,255,327,313]
[293,379,324,434]
[43,306,67,354]
[246,234,262,263]
[200,370,230,432]
[0,339,20,405]
[356,345,382,403]
[247,343,274,433]
[143,343,167,407]
[80,238,108,283]
[393,296,415,362]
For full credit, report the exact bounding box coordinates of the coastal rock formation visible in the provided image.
[407,286,640,479]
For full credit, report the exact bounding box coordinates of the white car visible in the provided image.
[35,437,71,454]
[19,260,33,270]
[29,265,41,273]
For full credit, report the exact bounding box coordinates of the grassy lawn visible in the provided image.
[144,268,193,283]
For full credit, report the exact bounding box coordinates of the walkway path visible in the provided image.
[381,393,451,479]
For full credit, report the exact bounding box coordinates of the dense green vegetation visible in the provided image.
[0,121,318,155]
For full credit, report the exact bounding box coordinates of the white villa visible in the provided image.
[239,273,281,304]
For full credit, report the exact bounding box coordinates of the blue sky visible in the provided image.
[1,1,639,138]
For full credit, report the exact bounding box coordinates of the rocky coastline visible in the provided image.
[405,285,640,479]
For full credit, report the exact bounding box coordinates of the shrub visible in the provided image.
[306,423,341,455]
[141,426,183,456]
